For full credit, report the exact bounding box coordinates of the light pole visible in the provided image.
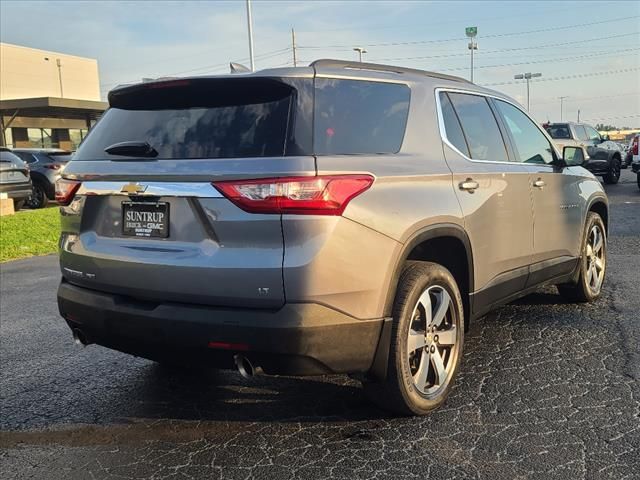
[465,26,478,83]
[514,72,542,111]
[558,96,568,121]
[44,57,63,98]
[245,0,255,72]
[353,47,367,62]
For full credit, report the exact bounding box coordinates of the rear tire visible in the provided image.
[557,212,606,303]
[364,261,464,415]
[603,157,620,184]
[25,182,48,209]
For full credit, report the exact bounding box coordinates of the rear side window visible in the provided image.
[314,78,410,155]
[447,93,508,162]
[545,124,572,139]
[439,92,470,157]
[74,78,297,160]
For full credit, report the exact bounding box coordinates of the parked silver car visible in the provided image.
[0,147,32,210]
[56,60,608,415]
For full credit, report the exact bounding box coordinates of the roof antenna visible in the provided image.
[230,62,251,74]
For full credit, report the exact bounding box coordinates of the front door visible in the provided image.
[492,98,583,285]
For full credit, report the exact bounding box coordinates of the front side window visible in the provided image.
[585,126,601,141]
[314,78,410,155]
[495,100,554,164]
[447,92,508,162]
[574,125,589,141]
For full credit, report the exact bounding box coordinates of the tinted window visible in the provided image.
[495,100,554,164]
[585,125,601,141]
[448,93,508,162]
[75,78,296,160]
[314,79,410,155]
[574,125,589,141]
[439,92,470,157]
[545,124,572,139]
[14,152,37,164]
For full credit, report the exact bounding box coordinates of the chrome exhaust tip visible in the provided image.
[234,354,259,379]
[72,328,90,346]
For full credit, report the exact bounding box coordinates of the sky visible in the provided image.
[1,0,639,126]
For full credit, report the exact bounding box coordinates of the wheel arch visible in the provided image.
[587,196,608,234]
[383,223,474,328]
[371,223,473,382]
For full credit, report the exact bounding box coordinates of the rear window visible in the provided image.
[545,124,572,139]
[74,78,297,160]
[314,78,410,155]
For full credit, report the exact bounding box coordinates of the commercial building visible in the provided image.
[0,42,107,150]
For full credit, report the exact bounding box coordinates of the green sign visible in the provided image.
[465,26,477,37]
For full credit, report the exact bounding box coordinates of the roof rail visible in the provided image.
[310,59,471,84]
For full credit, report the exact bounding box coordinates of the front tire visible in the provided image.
[558,212,606,302]
[603,157,620,184]
[364,261,464,415]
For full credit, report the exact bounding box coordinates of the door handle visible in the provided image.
[459,178,479,192]
[533,179,546,188]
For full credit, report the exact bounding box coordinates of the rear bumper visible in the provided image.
[57,279,384,375]
[0,181,32,199]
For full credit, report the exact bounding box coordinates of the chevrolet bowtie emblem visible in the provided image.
[121,183,148,194]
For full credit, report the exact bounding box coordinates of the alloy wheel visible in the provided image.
[406,285,459,395]
[585,224,605,295]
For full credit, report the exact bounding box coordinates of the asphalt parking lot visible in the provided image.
[1,169,638,480]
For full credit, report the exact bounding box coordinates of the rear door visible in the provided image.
[59,76,315,309]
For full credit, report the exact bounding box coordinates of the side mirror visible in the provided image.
[602,134,610,141]
[563,146,586,166]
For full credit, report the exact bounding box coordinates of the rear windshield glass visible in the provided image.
[314,78,410,155]
[74,78,294,160]
[545,124,572,139]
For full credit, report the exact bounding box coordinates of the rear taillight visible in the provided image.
[633,137,639,155]
[213,175,374,215]
[55,178,81,205]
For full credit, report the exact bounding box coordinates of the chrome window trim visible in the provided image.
[76,181,223,198]
[434,87,561,165]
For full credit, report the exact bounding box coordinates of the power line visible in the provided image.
[438,49,639,72]
[481,67,640,87]
[532,92,640,106]
[298,15,639,49]
[581,114,640,122]
[368,32,639,62]
[99,46,292,91]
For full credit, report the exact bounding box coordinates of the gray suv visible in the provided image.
[56,60,608,415]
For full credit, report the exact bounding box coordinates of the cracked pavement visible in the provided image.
[1,170,639,479]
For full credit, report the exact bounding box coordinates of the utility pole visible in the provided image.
[465,26,478,83]
[245,0,255,72]
[291,28,297,67]
[353,47,367,62]
[577,109,581,122]
[558,96,568,121]
[514,72,542,111]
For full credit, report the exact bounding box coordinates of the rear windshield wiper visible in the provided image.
[104,141,158,159]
